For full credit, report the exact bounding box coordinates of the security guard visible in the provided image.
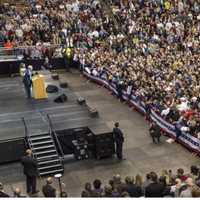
[149,122,161,143]
[113,122,125,160]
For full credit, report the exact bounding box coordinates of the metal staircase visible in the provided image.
[22,117,64,176]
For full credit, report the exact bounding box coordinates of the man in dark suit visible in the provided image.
[42,177,56,197]
[0,183,9,197]
[145,172,165,197]
[113,122,125,160]
[21,149,38,195]
[149,122,161,143]
[22,66,32,99]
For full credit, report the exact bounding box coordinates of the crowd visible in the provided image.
[80,166,200,197]
[72,0,200,140]
[1,0,200,141]
[1,166,200,197]
[0,0,104,58]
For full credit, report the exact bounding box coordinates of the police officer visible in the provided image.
[113,122,125,160]
[149,122,161,143]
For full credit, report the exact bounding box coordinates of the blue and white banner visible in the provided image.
[83,71,200,154]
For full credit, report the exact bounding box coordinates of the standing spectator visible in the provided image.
[21,149,38,195]
[113,122,125,160]
[42,177,56,197]
[145,172,165,197]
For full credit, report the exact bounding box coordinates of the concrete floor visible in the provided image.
[0,70,199,197]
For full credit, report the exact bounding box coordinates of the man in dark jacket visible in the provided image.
[145,172,165,197]
[21,149,38,195]
[22,66,32,99]
[42,177,56,197]
[149,122,161,143]
[113,122,125,160]
[125,176,143,197]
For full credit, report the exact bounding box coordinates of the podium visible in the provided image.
[32,74,47,99]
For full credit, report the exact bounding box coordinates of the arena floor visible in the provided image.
[0,70,199,197]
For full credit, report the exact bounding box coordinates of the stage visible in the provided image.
[0,71,114,163]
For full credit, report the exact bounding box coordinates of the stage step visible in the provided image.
[29,135,51,141]
[30,140,53,146]
[38,164,62,170]
[34,149,56,155]
[39,168,64,176]
[38,159,60,165]
[30,133,50,138]
[34,145,54,150]
[37,154,58,160]
[27,131,64,177]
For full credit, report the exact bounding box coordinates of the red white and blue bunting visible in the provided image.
[83,71,200,155]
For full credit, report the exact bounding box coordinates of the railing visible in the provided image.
[22,117,28,138]
[0,44,63,61]
[46,114,65,160]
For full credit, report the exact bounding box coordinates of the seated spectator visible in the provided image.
[190,165,199,181]
[91,179,103,197]
[103,185,113,197]
[179,177,194,197]
[192,185,200,197]
[145,172,165,197]
[135,174,143,197]
[81,190,90,197]
[60,191,68,197]
[125,176,142,197]
[81,182,92,197]
[111,185,121,197]
[176,168,188,182]
[13,187,26,197]
[142,173,152,194]
[0,183,9,197]
[42,177,56,197]
[121,191,130,197]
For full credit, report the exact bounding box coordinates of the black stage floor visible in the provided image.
[0,72,105,141]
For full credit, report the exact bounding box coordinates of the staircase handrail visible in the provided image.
[21,117,39,162]
[46,114,64,159]
[22,117,29,138]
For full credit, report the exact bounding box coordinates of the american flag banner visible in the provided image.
[83,70,200,155]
